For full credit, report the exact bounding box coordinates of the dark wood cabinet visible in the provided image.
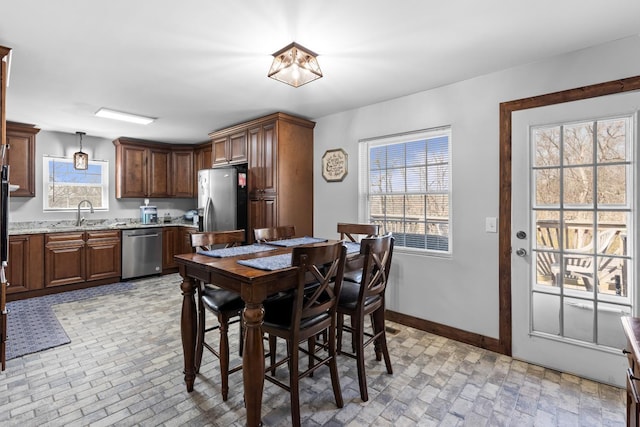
[6,234,44,294]
[211,130,248,166]
[194,142,212,194]
[211,113,314,242]
[171,148,194,197]
[163,226,194,272]
[44,232,86,287]
[148,147,171,197]
[44,230,121,287]
[86,230,121,281]
[114,138,171,198]
[6,122,39,197]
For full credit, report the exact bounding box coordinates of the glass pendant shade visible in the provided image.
[73,131,88,170]
[268,42,322,88]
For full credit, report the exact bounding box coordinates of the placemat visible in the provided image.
[344,241,362,254]
[237,253,293,271]
[265,236,328,247]
[198,244,277,258]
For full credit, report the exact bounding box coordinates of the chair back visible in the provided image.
[337,223,379,242]
[290,242,347,326]
[190,229,245,251]
[254,225,296,243]
[358,233,394,302]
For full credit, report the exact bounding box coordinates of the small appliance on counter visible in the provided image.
[140,205,158,225]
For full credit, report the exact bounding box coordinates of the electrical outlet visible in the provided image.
[485,217,497,233]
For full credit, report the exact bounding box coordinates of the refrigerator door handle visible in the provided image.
[203,197,214,232]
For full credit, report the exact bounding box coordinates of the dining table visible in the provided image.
[174,237,361,427]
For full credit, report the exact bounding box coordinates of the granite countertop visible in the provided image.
[9,219,198,235]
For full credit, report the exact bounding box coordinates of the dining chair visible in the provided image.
[190,229,245,401]
[337,222,380,283]
[253,225,296,243]
[337,233,394,402]
[262,241,347,427]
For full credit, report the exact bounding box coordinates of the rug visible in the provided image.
[5,281,135,360]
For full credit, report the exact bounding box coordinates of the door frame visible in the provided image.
[498,75,640,356]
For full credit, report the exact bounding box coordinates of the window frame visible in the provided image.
[358,126,453,257]
[42,156,110,212]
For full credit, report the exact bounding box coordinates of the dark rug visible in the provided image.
[6,282,135,360]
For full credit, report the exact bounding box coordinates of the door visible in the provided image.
[512,91,638,387]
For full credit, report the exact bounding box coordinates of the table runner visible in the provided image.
[237,253,292,271]
[197,244,277,258]
[264,236,328,247]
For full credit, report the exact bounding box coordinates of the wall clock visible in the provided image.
[321,148,348,182]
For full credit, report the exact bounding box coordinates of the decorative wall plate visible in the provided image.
[321,148,348,182]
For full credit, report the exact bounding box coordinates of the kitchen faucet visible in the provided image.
[76,199,94,226]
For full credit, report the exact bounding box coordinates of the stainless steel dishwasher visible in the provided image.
[121,228,163,279]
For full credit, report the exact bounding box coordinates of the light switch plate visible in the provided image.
[485,217,497,233]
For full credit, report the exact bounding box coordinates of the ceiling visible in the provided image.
[1,1,639,144]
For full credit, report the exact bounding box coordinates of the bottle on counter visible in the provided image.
[164,213,171,224]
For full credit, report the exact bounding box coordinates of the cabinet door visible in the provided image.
[162,227,179,270]
[86,231,121,281]
[118,144,147,198]
[171,149,194,197]
[148,148,171,197]
[194,143,213,194]
[212,136,229,166]
[44,233,85,287]
[248,198,277,243]
[229,130,248,163]
[6,123,39,197]
[6,234,44,294]
[247,126,262,197]
[248,122,277,196]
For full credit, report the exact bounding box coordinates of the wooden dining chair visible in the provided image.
[190,229,245,401]
[337,222,380,242]
[337,223,380,283]
[262,242,347,427]
[337,233,394,402]
[253,225,296,243]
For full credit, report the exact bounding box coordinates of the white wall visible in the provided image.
[313,35,640,339]
[9,130,197,223]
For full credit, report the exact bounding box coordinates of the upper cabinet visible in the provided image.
[6,122,39,197]
[194,142,212,194]
[210,129,248,166]
[113,138,193,198]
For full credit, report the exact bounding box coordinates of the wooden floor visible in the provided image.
[0,273,626,426]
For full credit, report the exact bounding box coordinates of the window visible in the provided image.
[43,157,109,211]
[359,127,451,254]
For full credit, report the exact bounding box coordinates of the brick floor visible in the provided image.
[0,274,626,426]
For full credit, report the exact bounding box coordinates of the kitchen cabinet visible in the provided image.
[45,230,121,287]
[194,142,212,194]
[113,138,171,198]
[6,122,39,197]
[6,234,44,294]
[210,130,248,166]
[171,148,194,197]
[163,226,194,272]
[211,113,314,242]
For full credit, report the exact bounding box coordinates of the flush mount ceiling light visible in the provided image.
[268,42,322,88]
[95,107,155,125]
[73,131,89,170]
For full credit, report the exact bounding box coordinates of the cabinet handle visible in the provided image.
[628,368,640,404]
[624,349,632,355]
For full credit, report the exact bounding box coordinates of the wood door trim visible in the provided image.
[498,75,640,356]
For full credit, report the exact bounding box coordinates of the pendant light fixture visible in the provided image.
[268,42,322,88]
[73,131,88,170]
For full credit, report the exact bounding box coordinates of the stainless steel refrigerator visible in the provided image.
[197,166,248,240]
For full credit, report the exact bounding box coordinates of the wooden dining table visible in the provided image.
[174,239,356,427]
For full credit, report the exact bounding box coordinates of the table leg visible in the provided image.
[180,275,197,392]
[243,302,265,427]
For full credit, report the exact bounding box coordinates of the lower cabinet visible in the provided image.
[45,230,121,287]
[163,227,195,272]
[6,234,44,294]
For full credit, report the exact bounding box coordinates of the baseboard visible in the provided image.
[386,310,504,355]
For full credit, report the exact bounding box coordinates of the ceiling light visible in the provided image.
[73,131,88,170]
[95,108,155,125]
[268,42,322,88]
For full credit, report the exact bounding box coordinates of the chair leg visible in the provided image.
[288,339,301,427]
[354,315,369,402]
[268,335,277,376]
[219,315,230,401]
[239,318,244,357]
[336,313,344,354]
[372,307,393,375]
[328,324,344,409]
[308,336,316,377]
[194,288,205,373]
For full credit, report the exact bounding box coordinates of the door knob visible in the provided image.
[516,231,527,239]
[516,248,527,257]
